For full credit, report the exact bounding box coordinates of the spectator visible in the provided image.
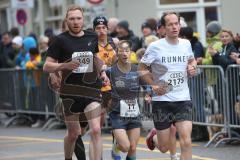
[198,21,222,65]
[209,29,238,70]
[200,21,224,140]
[116,20,140,52]
[38,35,49,68]
[15,36,37,69]
[136,35,159,63]
[29,32,38,46]
[44,28,55,45]
[156,20,165,38]
[145,18,157,34]
[229,52,240,64]
[44,27,54,39]
[180,17,188,27]
[10,27,20,38]
[140,21,157,48]
[0,32,15,68]
[23,36,37,53]
[144,35,159,48]
[108,17,119,38]
[180,26,204,61]
[233,33,240,52]
[12,36,23,54]
[12,36,23,68]
[25,47,41,69]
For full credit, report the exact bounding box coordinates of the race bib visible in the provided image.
[72,52,93,73]
[164,71,185,92]
[120,99,140,117]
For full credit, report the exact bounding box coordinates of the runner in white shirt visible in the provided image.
[138,12,197,160]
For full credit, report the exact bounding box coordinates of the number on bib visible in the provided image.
[72,52,93,73]
[120,99,140,117]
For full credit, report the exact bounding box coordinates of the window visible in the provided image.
[179,12,197,31]
[160,0,198,4]
[205,7,218,24]
[0,9,8,33]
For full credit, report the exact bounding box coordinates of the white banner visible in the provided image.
[11,0,34,9]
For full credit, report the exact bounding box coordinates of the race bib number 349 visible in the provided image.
[72,52,93,73]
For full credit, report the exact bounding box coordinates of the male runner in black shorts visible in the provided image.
[138,12,197,160]
[44,5,109,160]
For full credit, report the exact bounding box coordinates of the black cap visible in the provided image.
[93,16,108,29]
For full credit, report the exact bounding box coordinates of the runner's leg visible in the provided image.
[175,121,192,160]
[85,102,102,160]
[64,114,82,159]
[126,128,140,159]
[113,129,130,152]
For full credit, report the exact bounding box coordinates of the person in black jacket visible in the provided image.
[0,32,15,68]
[208,29,238,70]
[179,26,204,60]
[116,20,140,52]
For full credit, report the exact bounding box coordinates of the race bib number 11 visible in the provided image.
[120,99,140,117]
[72,52,93,73]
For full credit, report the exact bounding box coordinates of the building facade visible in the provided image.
[0,0,239,45]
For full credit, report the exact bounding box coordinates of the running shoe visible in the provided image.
[111,137,122,160]
[146,128,157,150]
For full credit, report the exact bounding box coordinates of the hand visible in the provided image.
[62,60,80,71]
[208,46,217,56]
[229,52,239,61]
[196,57,203,65]
[100,71,110,86]
[144,94,152,104]
[151,83,168,96]
[237,58,240,64]
[112,37,119,46]
[49,72,62,92]
[187,65,196,76]
[234,33,240,42]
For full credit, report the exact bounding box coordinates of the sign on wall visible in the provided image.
[16,9,27,25]
[88,0,104,5]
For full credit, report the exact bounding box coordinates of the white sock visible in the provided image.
[170,153,178,158]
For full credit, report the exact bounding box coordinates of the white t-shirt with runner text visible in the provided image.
[140,38,194,101]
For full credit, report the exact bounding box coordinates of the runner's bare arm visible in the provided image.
[94,55,110,86]
[43,57,79,73]
[138,63,154,86]
[138,63,167,96]
[187,58,197,76]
